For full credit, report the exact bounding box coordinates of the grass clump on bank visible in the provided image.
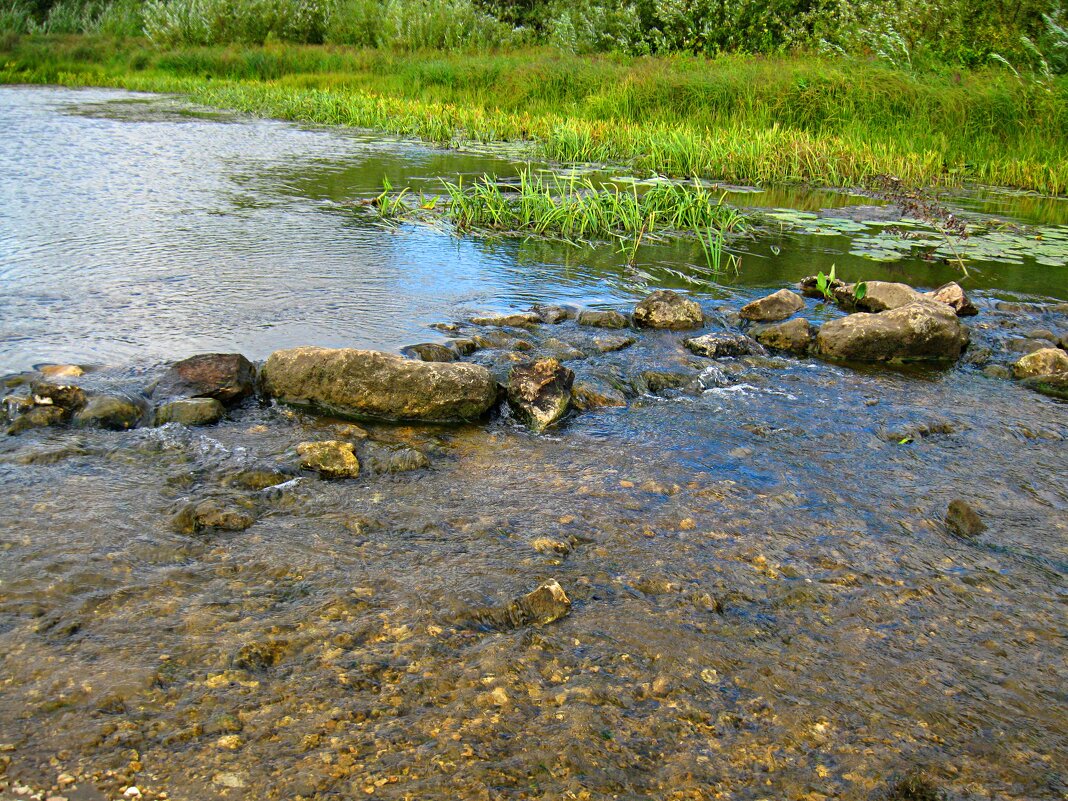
[2,37,1067,193]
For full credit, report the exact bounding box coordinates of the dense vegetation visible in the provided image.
[2,0,1067,193]
[2,0,1067,71]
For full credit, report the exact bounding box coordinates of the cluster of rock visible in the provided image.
[5,280,1064,451]
[3,353,256,436]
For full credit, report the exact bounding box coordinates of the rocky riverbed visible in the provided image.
[1,277,1066,801]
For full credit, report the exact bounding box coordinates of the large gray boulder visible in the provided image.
[815,301,969,363]
[262,347,498,422]
[633,290,703,330]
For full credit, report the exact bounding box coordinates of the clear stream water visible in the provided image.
[0,86,1066,801]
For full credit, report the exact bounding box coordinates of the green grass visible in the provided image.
[2,36,1067,193]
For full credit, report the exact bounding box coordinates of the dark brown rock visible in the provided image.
[946,499,985,538]
[153,353,256,406]
[740,289,805,322]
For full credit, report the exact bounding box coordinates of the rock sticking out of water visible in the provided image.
[31,381,87,412]
[402,343,458,362]
[572,379,627,410]
[507,358,574,433]
[37,363,85,379]
[685,332,762,359]
[854,281,921,313]
[1013,347,1068,379]
[531,304,574,324]
[816,300,969,363]
[740,289,805,322]
[1021,373,1068,399]
[924,281,978,316]
[152,353,256,406]
[751,318,813,355]
[155,398,225,427]
[73,394,142,431]
[470,312,541,327]
[297,440,361,479]
[946,499,986,538]
[633,290,704,330]
[263,347,499,422]
[500,579,572,628]
[6,405,67,435]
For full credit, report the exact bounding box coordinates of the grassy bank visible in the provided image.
[3,36,1068,193]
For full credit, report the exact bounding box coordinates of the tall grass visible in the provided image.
[2,39,1066,193]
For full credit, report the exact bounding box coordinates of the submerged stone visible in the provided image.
[740,289,805,322]
[153,353,256,406]
[37,364,85,379]
[946,499,985,538]
[685,331,762,358]
[1021,373,1068,399]
[6,405,67,435]
[174,499,254,534]
[1013,347,1068,379]
[73,395,142,430]
[470,312,541,327]
[501,579,572,628]
[297,440,361,479]
[155,398,225,426]
[507,358,574,433]
[815,300,969,363]
[571,379,627,410]
[30,381,87,412]
[262,347,498,422]
[592,334,636,353]
[577,309,628,329]
[636,369,698,394]
[633,290,703,329]
[364,444,430,474]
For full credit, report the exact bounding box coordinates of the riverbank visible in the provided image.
[2,36,1068,193]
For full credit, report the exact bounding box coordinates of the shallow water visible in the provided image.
[1,87,1066,801]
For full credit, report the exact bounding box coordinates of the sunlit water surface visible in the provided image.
[0,87,1066,801]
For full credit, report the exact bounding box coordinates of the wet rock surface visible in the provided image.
[506,357,574,432]
[925,281,979,316]
[751,317,814,354]
[72,395,143,430]
[853,280,921,312]
[685,331,762,359]
[1013,347,1068,379]
[816,300,970,363]
[400,343,457,362]
[2,277,1067,801]
[263,347,499,422]
[152,353,256,406]
[740,288,805,321]
[296,440,361,478]
[576,309,628,329]
[155,398,225,427]
[632,290,703,329]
